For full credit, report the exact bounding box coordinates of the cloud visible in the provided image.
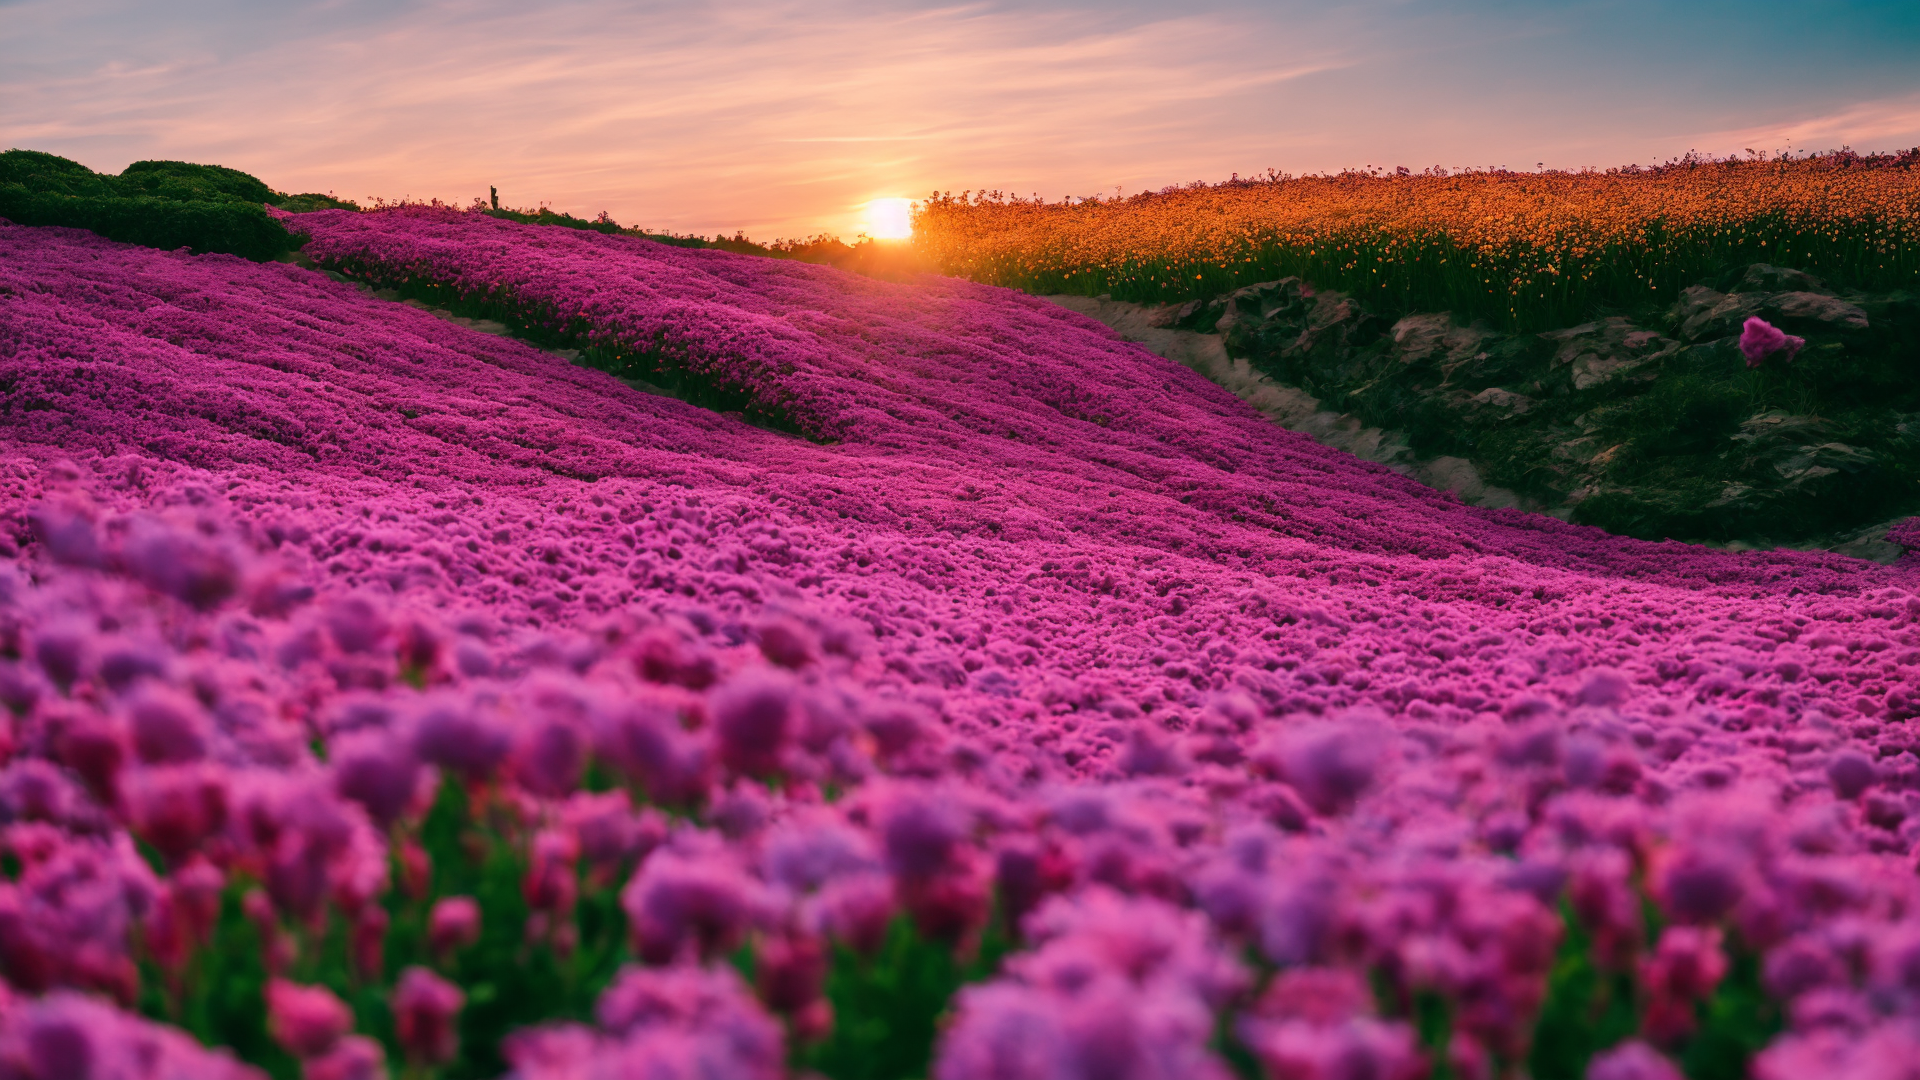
[1679,92,1920,157]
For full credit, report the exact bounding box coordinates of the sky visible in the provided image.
[3,0,1919,240]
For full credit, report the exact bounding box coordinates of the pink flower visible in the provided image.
[1737,316,1804,367]
[267,978,353,1059]
[1586,1040,1683,1080]
[428,896,482,959]
[303,1035,388,1080]
[329,729,421,830]
[708,668,795,778]
[622,847,767,964]
[391,966,464,1066]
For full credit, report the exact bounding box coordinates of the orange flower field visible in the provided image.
[912,151,1920,329]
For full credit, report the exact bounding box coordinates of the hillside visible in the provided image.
[0,203,1917,1080]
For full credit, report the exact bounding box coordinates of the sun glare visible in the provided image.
[863,197,914,239]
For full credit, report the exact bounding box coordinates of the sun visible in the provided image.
[862,198,914,240]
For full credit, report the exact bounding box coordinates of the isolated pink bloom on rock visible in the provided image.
[1738,316,1804,367]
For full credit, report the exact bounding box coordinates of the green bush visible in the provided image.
[0,148,300,260]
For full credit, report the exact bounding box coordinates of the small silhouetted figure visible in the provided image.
[490,186,499,210]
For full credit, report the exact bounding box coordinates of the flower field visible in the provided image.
[1,207,1918,1080]
[911,152,1920,331]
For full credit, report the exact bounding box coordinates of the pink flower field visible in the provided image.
[1,208,1917,1080]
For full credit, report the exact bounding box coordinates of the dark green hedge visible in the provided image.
[0,149,301,260]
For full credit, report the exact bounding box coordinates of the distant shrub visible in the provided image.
[120,158,277,204]
[0,148,300,260]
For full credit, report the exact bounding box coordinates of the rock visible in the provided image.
[1149,298,1208,329]
[1467,386,1533,418]
[1539,317,1677,390]
[1390,312,1494,366]
[1676,290,1767,341]
[1672,267,1869,340]
[1734,264,1832,295]
[1772,291,1869,330]
[1730,411,1829,448]
[1409,456,1523,509]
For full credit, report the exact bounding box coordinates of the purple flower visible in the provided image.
[26,502,101,569]
[1273,711,1385,815]
[592,698,711,805]
[621,847,766,963]
[324,596,391,656]
[126,688,211,764]
[1826,750,1876,800]
[329,729,421,829]
[392,966,464,1066]
[303,1035,387,1080]
[875,783,969,880]
[707,668,794,778]
[513,710,587,799]
[121,515,242,610]
[121,764,228,865]
[1586,1040,1683,1080]
[266,978,353,1059]
[755,616,819,669]
[428,896,481,958]
[408,695,510,780]
[1738,316,1805,367]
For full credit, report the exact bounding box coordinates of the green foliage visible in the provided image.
[276,193,363,213]
[134,776,634,1080]
[157,884,302,1080]
[484,206,623,235]
[0,148,116,197]
[1528,907,1641,1079]
[1202,273,1920,545]
[795,913,1011,1080]
[120,159,276,205]
[394,777,633,1079]
[0,148,299,259]
[1678,941,1781,1080]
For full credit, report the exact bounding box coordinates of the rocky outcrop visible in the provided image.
[1046,263,1920,560]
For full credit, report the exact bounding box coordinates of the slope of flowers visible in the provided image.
[1,213,1918,1080]
[912,151,1920,330]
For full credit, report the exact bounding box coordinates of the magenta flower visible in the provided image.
[391,966,464,1066]
[708,668,796,778]
[302,1035,388,1080]
[1737,316,1805,367]
[621,846,767,963]
[328,729,421,830]
[266,978,353,1059]
[428,896,482,959]
[1586,1040,1684,1080]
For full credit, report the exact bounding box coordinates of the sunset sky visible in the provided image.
[4,0,1918,240]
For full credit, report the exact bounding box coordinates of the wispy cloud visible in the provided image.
[1679,92,1920,157]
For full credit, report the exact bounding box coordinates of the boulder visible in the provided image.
[1772,291,1869,330]
[1732,264,1832,295]
[1390,312,1495,367]
[1539,317,1678,390]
